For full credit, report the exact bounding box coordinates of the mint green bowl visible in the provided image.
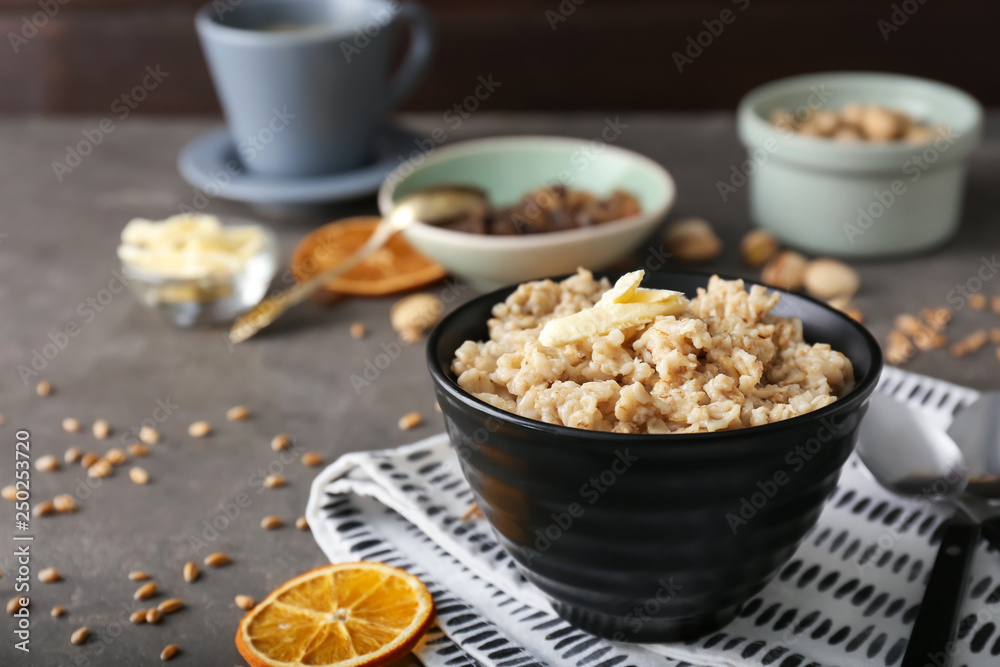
[377,136,675,291]
[737,72,983,257]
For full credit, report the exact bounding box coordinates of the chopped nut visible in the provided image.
[271,434,291,451]
[64,446,82,464]
[34,501,55,517]
[391,293,444,340]
[183,561,199,583]
[952,329,989,357]
[39,568,62,583]
[969,293,987,310]
[261,516,283,530]
[129,467,150,485]
[92,419,111,439]
[235,595,256,610]
[7,597,26,614]
[263,475,285,488]
[53,494,77,513]
[350,321,366,339]
[761,250,807,291]
[769,108,796,130]
[157,599,183,614]
[920,306,952,332]
[62,418,82,433]
[834,125,863,142]
[35,455,59,473]
[664,217,722,263]
[129,610,147,624]
[992,296,1000,314]
[129,570,151,581]
[398,411,422,431]
[301,452,323,467]
[895,314,946,350]
[105,448,127,466]
[991,328,1000,344]
[295,516,309,531]
[80,452,99,469]
[904,125,935,144]
[36,380,53,396]
[188,421,212,437]
[145,608,162,624]
[886,330,914,366]
[860,106,904,141]
[139,426,159,445]
[817,110,843,134]
[161,644,179,661]
[134,582,157,600]
[227,405,251,421]
[87,459,113,479]
[70,626,90,645]
[802,258,860,300]
[2,485,17,501]
[51,606,66,618]
[127,442,149,457]
[461,503,484,521]
[204,552,230,567]
[739,229,779,268]
[802,108,838,133]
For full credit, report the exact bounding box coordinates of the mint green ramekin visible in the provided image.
[737,72,982,257]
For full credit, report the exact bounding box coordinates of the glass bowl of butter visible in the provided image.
[118,214,278,327]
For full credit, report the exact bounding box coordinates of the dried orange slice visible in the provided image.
[291,217,447,297]
[236,562,435,667]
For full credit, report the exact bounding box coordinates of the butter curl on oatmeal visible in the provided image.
[451,269,854,434]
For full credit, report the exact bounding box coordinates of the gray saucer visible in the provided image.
[177,124,422,206]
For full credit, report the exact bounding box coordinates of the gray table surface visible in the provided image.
[1,113,998,666]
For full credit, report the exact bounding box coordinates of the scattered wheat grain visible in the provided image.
[226,405,250,421]
[270,434,290,451]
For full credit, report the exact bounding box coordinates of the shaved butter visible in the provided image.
[595,269,644,306]
[539,270,687,346]
[118,214,266,280]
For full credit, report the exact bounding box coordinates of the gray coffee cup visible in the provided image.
[195,0,433,177]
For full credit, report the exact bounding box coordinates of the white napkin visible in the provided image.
[305,367,1000,667]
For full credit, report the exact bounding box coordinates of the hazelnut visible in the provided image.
[761,250,807,291]
[769,108,796,131]
[859,106,903,141]
[739,229,779,268]
[810,110,839,136]
[802,259,860,300]
[833,126,863,142]
[664,218,722,263]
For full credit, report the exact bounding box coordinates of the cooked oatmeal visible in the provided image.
[451,269,854,433]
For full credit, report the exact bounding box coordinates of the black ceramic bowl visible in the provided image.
[426,271,882,643]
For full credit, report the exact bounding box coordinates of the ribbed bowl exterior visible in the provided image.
[428,271,882,642]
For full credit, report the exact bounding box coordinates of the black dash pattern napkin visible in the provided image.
[305,367,1000,667]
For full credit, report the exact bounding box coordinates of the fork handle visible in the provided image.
[980,516,1000,554]
[901,516,980,667]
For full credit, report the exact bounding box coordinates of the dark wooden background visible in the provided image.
[2,0,996,114]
